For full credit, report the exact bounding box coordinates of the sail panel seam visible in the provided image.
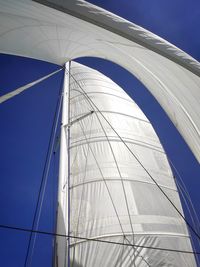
[70,232,190,246]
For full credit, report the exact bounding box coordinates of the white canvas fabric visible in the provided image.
[56,61,196,266]
[0,68,62,103]
[0,0,200,163]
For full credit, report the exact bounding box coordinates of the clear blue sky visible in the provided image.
[0,0,199,266]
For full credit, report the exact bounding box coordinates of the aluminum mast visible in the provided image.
[55,61,71,267]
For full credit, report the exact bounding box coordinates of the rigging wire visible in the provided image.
[28,124,61,266]
[0,223,200,255]
[51,153,57,267]
[66,70,200,242]
[24,71,64,267]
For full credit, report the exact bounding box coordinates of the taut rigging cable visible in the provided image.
[0,223,199,255]
[24,71,64,267]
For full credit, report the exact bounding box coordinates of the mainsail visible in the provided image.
[56,61,196,266]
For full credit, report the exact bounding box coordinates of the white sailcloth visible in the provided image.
[57,61,196,266]
[0,0,199,163]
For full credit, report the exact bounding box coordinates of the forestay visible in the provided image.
[0,0,200,162]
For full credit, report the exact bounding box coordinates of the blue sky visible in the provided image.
[0,0,200,266]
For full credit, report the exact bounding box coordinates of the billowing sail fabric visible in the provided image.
[0,0,200,163]
[61,61,196,266]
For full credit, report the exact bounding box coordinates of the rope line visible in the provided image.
[0,223,199,255]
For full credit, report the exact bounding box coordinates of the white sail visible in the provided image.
[0,0,200,163]
[56,61,196,266]
[0,1,198,265]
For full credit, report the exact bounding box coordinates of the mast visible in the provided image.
[67,61,71,267]
[55,61,71,267]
